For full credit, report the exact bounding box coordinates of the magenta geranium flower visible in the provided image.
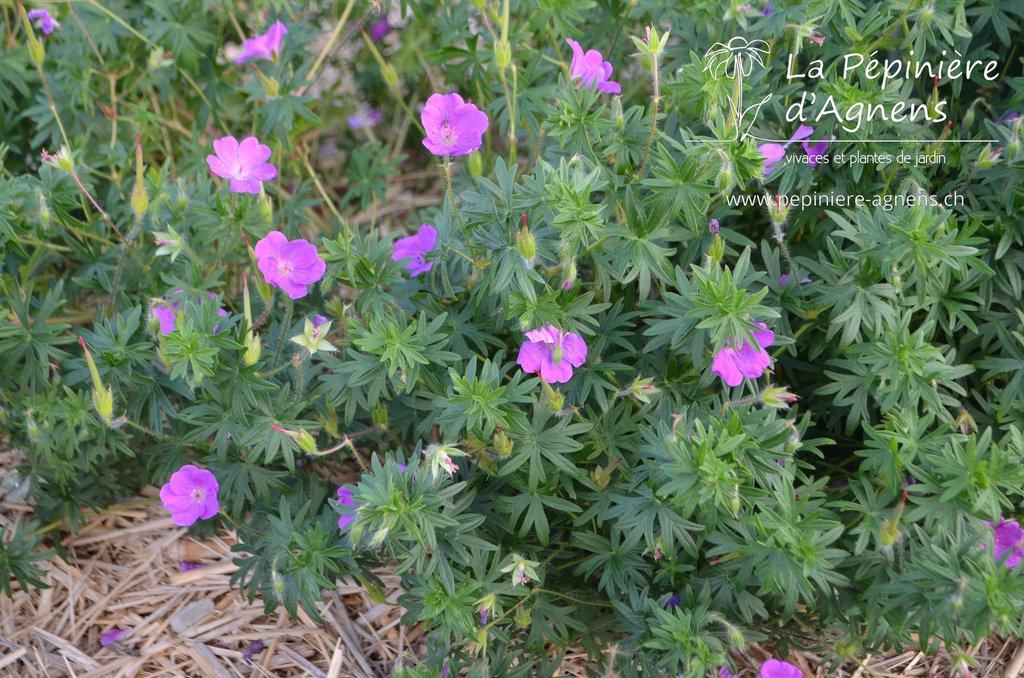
[802,136,829,167]
[337,486,355,530]
[517,324,588,383]
[392,224,437,277]
[206,136,277,195]
[159,465,220,527]
[254,231,326,299]
[237,20,288,63]
[758,125,813,176]
[152,291,229,335]
[984,518,1024,568]
[421,93,489,157]
[711,322,775,387]
[761,659,801,678]
[566,39,621,94]
[27,8,59,35]
[369,17,390,42]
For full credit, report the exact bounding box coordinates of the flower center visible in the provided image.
[190,488,205,504]
[278,260,293,278]
[441,121,457,146]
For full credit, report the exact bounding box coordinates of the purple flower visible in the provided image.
[779,274,811,285]
[159,465,220,527]
[516,324,588,383]
[369,17,391,42]
[152,291,229,335]
[709,218,720,235]
[392,224,437,277]
[206,136,277,194]
[421,93,489,157]
[720,667,739,678]
[398,463,408,472]
[337,486,356,530]
[999,111,1020,125]
[480,608,489,625]
[566,39,621,94]
[758,125,813,176]
[801,136,829,167]
[179,561,204,572]
[254,231,326,299]
[100,628,128,647]
[761,659,802,678]
[237,20,288,63]
[711,322,775,387]
[27,8,58,35]
[348,107,383,129]
[313,314,328,327]
[762,4,775,14]
[562,279,572,290]
[666,595,679,611]
[242,639,264,662]
[984,518,1024,568]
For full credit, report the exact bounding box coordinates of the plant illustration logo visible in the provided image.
[703,37,773,141]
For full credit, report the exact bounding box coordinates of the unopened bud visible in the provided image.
[716,160,734,194]
[516,219,536,265]
[767,193,789,224]
[879,518,900,547]
[1007,137,1021,162]
[79,337,115,425]
[372,404,389,427]
[131,133,149,218]
[258,191,273,224]
[547,388,564,413]
[467,150,483,177]
[43,147,74,172]
[494,39,511,71]
[978,144,1003,168]
[271,425,319,455]
[514,605,532,628]
[38,193,51,228]
[630,377,660,404]
[707,233,725,266]
[382,64,398,88]
[955,409,977,435]
[29,38,45,66]
[961,106,976,129]
[493,426,513,456]
[762,385,799,409]
[242,234,274,302]
[591,463,614,489]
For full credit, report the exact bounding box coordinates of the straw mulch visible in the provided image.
[1,441,1022,677]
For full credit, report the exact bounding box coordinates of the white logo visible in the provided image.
[703,37,773,141]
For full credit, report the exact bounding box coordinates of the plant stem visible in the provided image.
[444,156,475,257]
[637,53,661,179]
[272,296,292,370]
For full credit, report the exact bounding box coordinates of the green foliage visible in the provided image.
[3,0,1024,676]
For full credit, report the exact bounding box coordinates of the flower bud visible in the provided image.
[879,518,900,547]
[961,105,976,129]
[977,144,1003,168]
[148,45,174,70]
[547,388,564,413]
[493,426,513,456]
[372,404,389,427]
[38,192,51,229]
[1007,136,1021,162]
[242,234,274,302]
[707,233,725,266]
[241,273,262,365]
[591,463,615,489]
[955,409,977,435]
[29,38,45,66]
[258,191,273,224]
[762,385,798,409]
[514,605,531,628]
[43,147,74,173]
[79,337,115,426]
[516,220,536,265]
[271,425,320,455]
[716,160,734,194]
[766,193,789,224]
[467,150,483,177]
[631,377,660,404]
[131,133,149,219]
[494,39,511,71]
[382,64,399,88]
